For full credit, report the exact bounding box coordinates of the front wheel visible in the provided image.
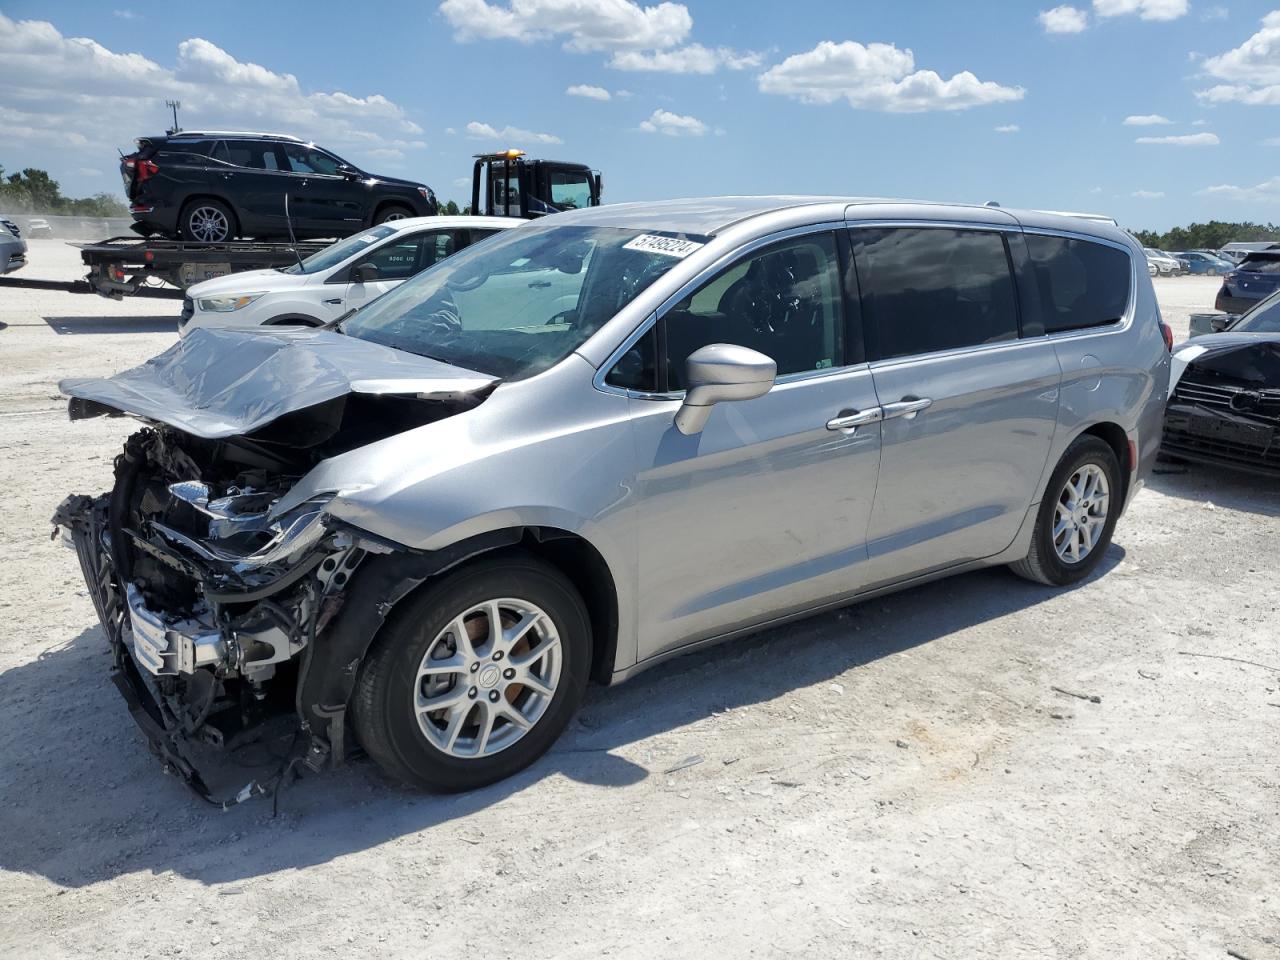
[373,204,414,225]
[353,553,591,791]
[1010,435,1122,586]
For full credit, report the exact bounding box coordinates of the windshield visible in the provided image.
[343,223,705,379]
[1233,290,1280,333]
[281,226,397,275]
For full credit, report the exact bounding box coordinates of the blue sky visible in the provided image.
[4,0,1280,230]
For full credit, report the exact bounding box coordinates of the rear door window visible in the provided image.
[851,227,1019,360]
[1241,254,1280,274]
[1024,234,1131,333]
[218,140,285,171]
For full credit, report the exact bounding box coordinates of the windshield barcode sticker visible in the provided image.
[624,234,705,258]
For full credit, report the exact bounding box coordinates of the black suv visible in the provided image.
[122,132,438,242]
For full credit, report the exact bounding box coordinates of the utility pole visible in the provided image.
[165,100,182,134]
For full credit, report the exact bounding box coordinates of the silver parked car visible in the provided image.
[55,197,1171,798]
[0,216,26,273]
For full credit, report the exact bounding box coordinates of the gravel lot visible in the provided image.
[2,240,1277,959]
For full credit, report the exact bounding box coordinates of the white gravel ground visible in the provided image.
[1,241,1277,959]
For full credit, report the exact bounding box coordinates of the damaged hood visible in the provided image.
[59,326,497,439]
[1171,332,1280,393]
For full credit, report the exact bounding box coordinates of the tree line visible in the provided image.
[0,166,129,218]
[1130,220,1280,251]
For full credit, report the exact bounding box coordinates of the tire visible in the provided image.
[1010,435,1122,587]
[373,204,414,225]
[353,552,591,791]
[179,199,236,242]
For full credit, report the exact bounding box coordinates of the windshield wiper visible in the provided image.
[320,308,357,332]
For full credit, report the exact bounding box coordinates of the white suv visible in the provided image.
[180,215,518,335]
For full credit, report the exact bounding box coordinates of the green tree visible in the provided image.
[1130,220,1280,250]
[441,199,461,216]
[0,164,128,216]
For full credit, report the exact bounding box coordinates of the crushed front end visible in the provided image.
[1164,339,1280,477]
[51,327,500,804]
[53,427,367,803]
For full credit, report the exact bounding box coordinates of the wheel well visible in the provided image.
[1078,422,1130,502]
[520,530,619,685]
[265,314,322,327]
[372,199,415,223]
[179,195,239,234]
[384,527,620,685]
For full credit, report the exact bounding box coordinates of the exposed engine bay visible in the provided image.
[53,327,503,805]
[1164,339,1280,477]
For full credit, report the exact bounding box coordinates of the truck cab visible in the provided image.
[471,150,602,219]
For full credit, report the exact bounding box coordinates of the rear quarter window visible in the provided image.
[1025,234,1131,333]
[1240,254,1280,274]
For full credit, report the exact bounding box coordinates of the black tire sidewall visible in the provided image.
[1032,437,1122,585]
[180,199,235,241]
[357,557,591,791]
[373,205,414,225]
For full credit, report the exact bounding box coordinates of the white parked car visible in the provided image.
[180,216,518,336]
[1143,248,1182,277]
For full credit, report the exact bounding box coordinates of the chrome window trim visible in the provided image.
[844,217,1021,234]
[592,221,858,399]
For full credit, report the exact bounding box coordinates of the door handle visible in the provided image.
[826,407,883,433]
[322,297,343,305]
[881,397,933,421]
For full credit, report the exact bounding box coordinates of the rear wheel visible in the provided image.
[1010,435,1122,586]
[353,553,591,791]
[179,199,235,242]
[373,204,414,225]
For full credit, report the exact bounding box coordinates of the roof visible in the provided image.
[382,215,522,232]
[148,131,306,142]
[550,195,1134,246]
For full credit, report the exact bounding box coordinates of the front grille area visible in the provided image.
[1164,372,1280,475]
[2,220,19,238]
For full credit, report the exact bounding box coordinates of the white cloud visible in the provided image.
[638,108,707,136]
[1039,6,1089,33]
[1124,113,1173,125]
[995,124,1020,132]
[465,120,562,144]
[0,13,425,174]
[1191,118,1208,125]
[1201,177,1280,201]
[758,40,1024,113]
[445,126,457,134]
[609,43,761,73]
[112,9,140,19]
[1195,11,1280,105]
[566,83,611,100]
[1135,132,1220,145]
[1093,0,1188,21]
[1089,186,1104,193]
[1202,5,1229,21]
[438,0,691,52]
[1131,189,1165,198]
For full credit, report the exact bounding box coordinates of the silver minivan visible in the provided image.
[57,197,1171,798]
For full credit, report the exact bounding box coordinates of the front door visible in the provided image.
[337,229,465,314]
[849,225,1061,587]
[281,143,366,235]
[619,231,884,661]
[210,140,293,237]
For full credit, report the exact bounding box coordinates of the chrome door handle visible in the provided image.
[881,397,933,420]
[826,407,883,433]
[322,297,343,305]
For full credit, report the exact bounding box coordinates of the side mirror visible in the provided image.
[1212,314,1237,332]
[674,344,776,436]
[338,165,361,181]
[352,262,378,284]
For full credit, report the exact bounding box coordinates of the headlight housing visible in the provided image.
[197,293,266,313]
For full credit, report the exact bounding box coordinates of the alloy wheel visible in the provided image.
[413,598,562,758]
[188,206,230,242]
[1053,463,1110,564]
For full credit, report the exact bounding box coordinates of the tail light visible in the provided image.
[135,159,159,183]
[1160,321,1174,352]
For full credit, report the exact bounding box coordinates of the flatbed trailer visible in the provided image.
[74,236,331,299]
